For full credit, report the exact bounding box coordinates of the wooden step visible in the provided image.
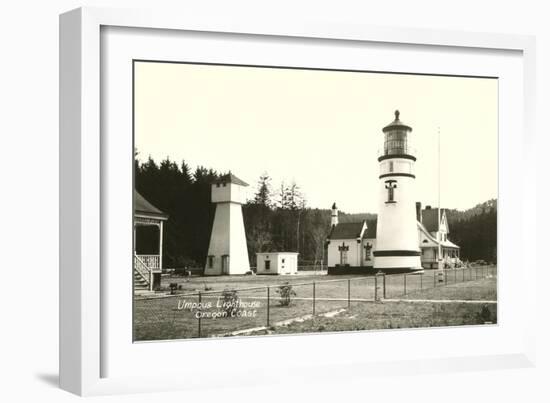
[133,267,151,292]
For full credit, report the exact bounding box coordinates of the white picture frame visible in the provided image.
[59,6,537,396]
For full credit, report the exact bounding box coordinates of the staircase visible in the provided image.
[134,254,153,293]
[134,270,150,291]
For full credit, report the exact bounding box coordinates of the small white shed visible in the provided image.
[256,252,299,275]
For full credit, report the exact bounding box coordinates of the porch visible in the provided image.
[134,191,169,292]
[421,245,461,269]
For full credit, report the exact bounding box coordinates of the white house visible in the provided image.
[256,252,299,275]
[204,173,251,275]
[417,204,460,269]
[326,203,376,274]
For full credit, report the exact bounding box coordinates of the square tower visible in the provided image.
[204,173,251,275]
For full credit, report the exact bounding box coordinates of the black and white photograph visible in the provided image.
[132,61,498,341]
[2,0,547,400]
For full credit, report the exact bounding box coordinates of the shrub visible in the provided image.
[276,282,296,307]
[476,304,493,324]
[221,289,240,316]
[169,283,178,295]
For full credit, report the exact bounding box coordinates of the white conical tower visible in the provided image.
[204,173,250,275]
[373,110,422,272]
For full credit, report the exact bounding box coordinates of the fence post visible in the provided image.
[454,269,457,283]
[313,282,316,316]
[347,279,351,309]
[266,287,270,327]
[198,292,202,338]
[383,274,386,299]
[374,275,378,301]
[420,272,423,290]
[463,267,465,282]
[403,274,407,295]
[434,269,436,288]
[444,270,447,285]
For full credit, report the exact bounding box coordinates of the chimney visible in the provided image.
[426,205,431,210]
[416,202,422,223]
[331,202,339,227]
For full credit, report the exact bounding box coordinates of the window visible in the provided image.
[364,243,372,261]
[389,161,394,172]
[207,256,214,268]
[282,258,285,264]
[265,260,271,270]
[385,180,397,203]
[338,242,349,265]
[340,251,348,265]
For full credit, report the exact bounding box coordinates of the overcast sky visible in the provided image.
[134,61,498,213]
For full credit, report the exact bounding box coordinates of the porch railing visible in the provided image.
[136,254,160,271]
[134,254,153,291]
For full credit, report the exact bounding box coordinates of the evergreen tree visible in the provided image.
[253,172,273,207]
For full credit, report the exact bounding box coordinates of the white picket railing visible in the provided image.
[136,254,160,271]
[134,254,153,291]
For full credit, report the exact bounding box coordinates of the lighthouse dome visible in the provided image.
[382,110,412,133]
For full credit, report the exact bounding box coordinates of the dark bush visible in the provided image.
[276,282,296,307]
[221,289,240,316]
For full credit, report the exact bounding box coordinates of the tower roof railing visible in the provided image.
[377,146,417,158]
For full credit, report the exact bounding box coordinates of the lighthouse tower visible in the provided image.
[204,173,251,275]
[373,111,422,272]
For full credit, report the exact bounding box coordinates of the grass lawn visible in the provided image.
[247,300,497,336]
[133,266,497,341]
[133,289,352,341]
[248,277,498,336]
[401,276,497,301]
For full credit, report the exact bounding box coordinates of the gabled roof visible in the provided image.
[134,190,168,219]
[418,221,459,249]
[363,220,377,238]
[421,208,449,232]
[328,221,366,240]
[215,173,249,187]
[440,239,460,249]
[417,221,439,245]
